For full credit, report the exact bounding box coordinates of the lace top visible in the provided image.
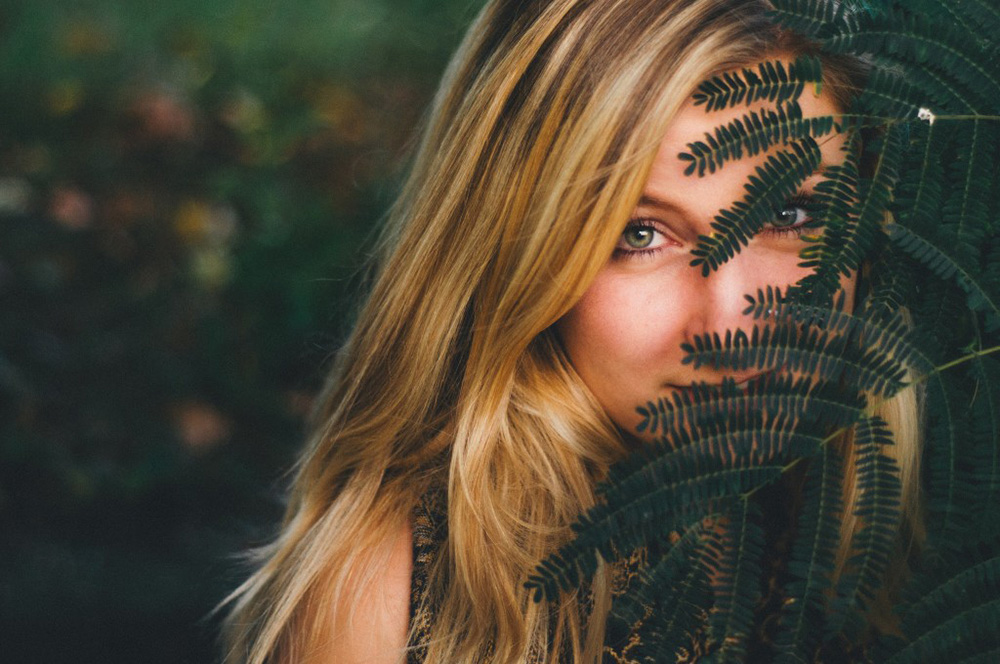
[406,486,876,662]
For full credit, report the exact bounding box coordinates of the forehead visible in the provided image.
[645,86,848,206]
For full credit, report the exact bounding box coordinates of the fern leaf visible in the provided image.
[888,223,1000,332]
[912,278,976,360]
[526,458,776,601]
[528,411,820,601]
[635,372,866,441]
[744,286,934,373]
[945,121,995,255]
[774,444,846,663]
[923,373,974,550]
[969,357,1000,541]
[920,3,980,42]
[631,545,715,663]
[678,101,835,177]
[692,55,823,112]
[681,323,908,398]
[858,246,918,321]
[823,11,1000,111]
[884,540,1000,664]
[889,598,1000,664]
[887,59,986,114]
[706,500,766,663]
[797,124,904,304]
[854,68,941,119]
[689,139,823,275]
[891,121,946,235]
[766,0,845,39]
[611,520,712,627]
[828,416,901,639]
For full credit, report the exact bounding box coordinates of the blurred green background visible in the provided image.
[0,0,482,661]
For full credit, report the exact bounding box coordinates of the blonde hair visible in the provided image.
[222,0,923,661]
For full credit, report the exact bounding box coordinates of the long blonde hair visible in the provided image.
[222,0,923,661]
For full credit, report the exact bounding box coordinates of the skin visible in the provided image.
[331,518,412,663]
[557,82,857,441]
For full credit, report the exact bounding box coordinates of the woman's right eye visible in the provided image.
[613,221,668,259]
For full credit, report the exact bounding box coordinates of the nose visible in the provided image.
[679,252,767,382]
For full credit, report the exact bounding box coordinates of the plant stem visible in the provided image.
[917,344,1000,384]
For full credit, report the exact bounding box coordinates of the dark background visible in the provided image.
[0,0,483,661]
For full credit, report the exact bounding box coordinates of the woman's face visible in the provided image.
[557,84,856,440]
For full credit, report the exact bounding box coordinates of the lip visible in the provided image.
[666,370,773,392]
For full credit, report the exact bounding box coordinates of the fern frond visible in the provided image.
[630,544,715,663]
[823,11,1000,110]
[906,0,1000,64]
[913,278,976,359]
[706,500,766,662]
[944,120,997,253]
[528,410,820,601]
[797,124,904,304]
[744,286,934,373]
[923,373,973,551]
[888,223,1000,332]
[957,0,1000,44]
[908,0,977,45]
[884,59,986,114]
[692,55,823,112]
[689,139,823,275]
[891,121,947,235]
[774,444,846,663]
[858,246,918,321]
[784,138,863,302]
[634,372,866,441]
[884,539,1000,664]
[766,0,845,39]
[890,598,1000,664]
[610,520,712,627]
[828,416,901,639]
[677,101,835,177]
[968,357,1000,541]
[681,323,908,398]
[854,68,939,119]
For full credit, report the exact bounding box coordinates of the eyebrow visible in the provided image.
[637,161,833,215]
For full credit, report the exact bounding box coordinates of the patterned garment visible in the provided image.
[406,486,876,663]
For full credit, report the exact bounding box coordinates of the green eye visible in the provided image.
[623,226,655,249]
[773,205,805,228]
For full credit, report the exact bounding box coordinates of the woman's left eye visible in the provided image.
[763,194,818,236]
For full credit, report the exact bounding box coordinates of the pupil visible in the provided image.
[775,207,797,227]
[626,227,653,248]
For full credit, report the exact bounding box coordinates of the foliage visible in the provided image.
[528,0,1000,660]
[0,0,480,661]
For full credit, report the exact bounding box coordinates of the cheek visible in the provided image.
[555,268,692,432]
[559,273,680,370]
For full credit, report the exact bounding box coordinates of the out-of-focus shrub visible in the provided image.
[0,0,482,661]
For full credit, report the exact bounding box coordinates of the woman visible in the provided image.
[223,0,922,661]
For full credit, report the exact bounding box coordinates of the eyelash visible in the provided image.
[612,191,819,261]
[611,220,668,261]
[761,192,817,238]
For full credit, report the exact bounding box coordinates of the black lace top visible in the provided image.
[406,485,877,662]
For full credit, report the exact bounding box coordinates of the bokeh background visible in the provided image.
[0,0,483,661]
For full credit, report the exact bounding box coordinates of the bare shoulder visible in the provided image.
[328,518,413,664]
